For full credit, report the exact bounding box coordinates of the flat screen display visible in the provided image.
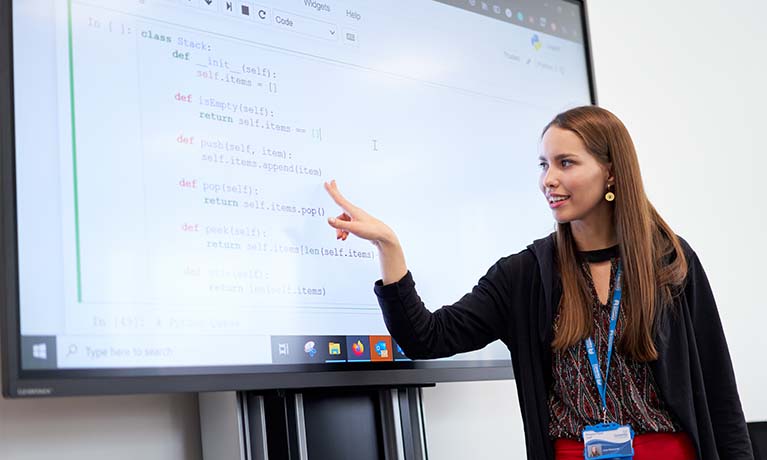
[2,0,593,396]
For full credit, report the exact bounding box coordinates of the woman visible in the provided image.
[323,106,753,460]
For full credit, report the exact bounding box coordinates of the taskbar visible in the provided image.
[270,334,409,364]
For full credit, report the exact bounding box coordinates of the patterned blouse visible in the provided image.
[548,254,681,440]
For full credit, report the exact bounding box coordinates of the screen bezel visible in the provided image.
[1,0,597,398]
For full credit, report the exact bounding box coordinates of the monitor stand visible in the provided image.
[199,385,432,460]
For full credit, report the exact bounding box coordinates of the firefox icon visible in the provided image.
[352,339,365,356]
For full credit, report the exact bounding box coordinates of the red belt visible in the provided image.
[554,432,696,460]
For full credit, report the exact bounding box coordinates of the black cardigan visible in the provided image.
[373,233,754,460]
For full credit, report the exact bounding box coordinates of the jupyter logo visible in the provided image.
[531,34,542,51]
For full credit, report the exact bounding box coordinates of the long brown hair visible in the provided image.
[543,106,688,362]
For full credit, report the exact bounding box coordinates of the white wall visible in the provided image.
[0,389,202,460]
[422,380,526,459]
[586,0,767,421]
[423,0,767,458]
[1,1,764,459]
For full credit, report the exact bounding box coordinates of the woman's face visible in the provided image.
[538,126,613,224]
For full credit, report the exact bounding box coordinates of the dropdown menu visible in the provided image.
[273,9,338,41]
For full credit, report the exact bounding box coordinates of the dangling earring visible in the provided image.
[605,184,615,202]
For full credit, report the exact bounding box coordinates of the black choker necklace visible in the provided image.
[577,244,620,263]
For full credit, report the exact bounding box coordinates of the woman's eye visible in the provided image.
[561,159,573,167]
[538,162,548,170]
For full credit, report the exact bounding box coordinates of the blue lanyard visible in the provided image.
[584,261,622,423]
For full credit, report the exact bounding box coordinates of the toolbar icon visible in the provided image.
[239,1,252,17]
[304,340,317,358]
[32,343,47,360]
[352,339,364,356]
[370,336,393,362]
[375,341,389,358]
[199,0,217,11]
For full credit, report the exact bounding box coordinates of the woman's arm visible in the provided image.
[323,179,512,360]
[373,256,513,359]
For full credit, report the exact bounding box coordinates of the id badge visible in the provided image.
[582,422,634,460]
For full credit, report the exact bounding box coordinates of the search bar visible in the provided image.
[56,335,271,368]
[273,9,338,41]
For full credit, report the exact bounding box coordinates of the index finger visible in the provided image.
[324,180,358,215]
